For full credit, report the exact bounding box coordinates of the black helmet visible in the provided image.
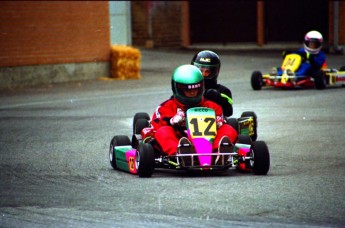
[191,50,221,87]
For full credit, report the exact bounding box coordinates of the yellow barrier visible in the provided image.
[110,45,141,79]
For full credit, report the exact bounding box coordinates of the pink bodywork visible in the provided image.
[187,129,213,167]
[125,149,137,174]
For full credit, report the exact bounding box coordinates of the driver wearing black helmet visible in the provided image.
[191,50,233,117]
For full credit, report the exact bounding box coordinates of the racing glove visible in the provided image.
[170,108,186,126]
[141,127,155,139]
[216,116,224,128]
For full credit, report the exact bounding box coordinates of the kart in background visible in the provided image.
[251,53,345,90]
[109,108,270,178]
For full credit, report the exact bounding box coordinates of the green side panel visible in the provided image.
[115,146,132,172]
[238,117,253,136]
[240,128,250,136]
[117,160,130,172]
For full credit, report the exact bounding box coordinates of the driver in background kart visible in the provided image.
[150,64,238,161]
[271,30,327,77]
[191,50,233,117]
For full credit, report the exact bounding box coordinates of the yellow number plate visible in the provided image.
[281,53,302,72]
[186,108,217,140]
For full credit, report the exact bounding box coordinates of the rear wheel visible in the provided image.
[109,135,131,170]
[314,70,326,90]
[132,112,150,134]
[237,135,252,145]
[251,141,270,175]
[226,118,239,134]
[241,111,258,141]
[136,143,155,177]
[251,71,263,90]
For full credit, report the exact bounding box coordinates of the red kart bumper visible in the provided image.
[264,78,315,88]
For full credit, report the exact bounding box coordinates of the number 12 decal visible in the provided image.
[189,117,216,137]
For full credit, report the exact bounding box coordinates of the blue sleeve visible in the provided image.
[295,48,326,68]
[311,52,326,68]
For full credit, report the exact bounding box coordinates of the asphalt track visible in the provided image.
[0,49,344,227]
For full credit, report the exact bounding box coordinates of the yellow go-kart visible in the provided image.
[251,53,345,90]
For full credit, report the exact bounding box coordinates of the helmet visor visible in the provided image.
[305,39,322,49]
[175,81,203,103]
[193,63,219,79]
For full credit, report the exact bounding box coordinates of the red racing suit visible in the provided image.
[151,97,238,155]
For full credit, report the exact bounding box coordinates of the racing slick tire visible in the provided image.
[136,143,155,177]
[132,118,151,148]
[132,112,150,134]
[251,141,270,175]
[134,118,150,135]
[251,71,263,90]
[314,70,326,90]
[226,118,239,134]
[237,134,252,145]
[241,111,258,141]
[109,135,131,170]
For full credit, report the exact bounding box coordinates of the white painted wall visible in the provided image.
[109,1,131,45]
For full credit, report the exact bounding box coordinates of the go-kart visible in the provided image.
[251,53,345,90]
[109,107,270,177]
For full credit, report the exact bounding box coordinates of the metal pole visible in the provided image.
[257,1,264,47]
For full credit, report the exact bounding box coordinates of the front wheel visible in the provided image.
[109,135,131,170]
[314,70,326,90]
[251,141,270,175]
[134,118,150,135]
[251,71,263,90]
[132,112,150,134]
[136,143,155,177]
[132,118,151,149]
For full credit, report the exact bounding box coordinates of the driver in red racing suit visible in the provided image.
[150,65,238,156]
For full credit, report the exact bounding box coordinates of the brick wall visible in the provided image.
[0,1,110,67]
[131,1,183,48]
